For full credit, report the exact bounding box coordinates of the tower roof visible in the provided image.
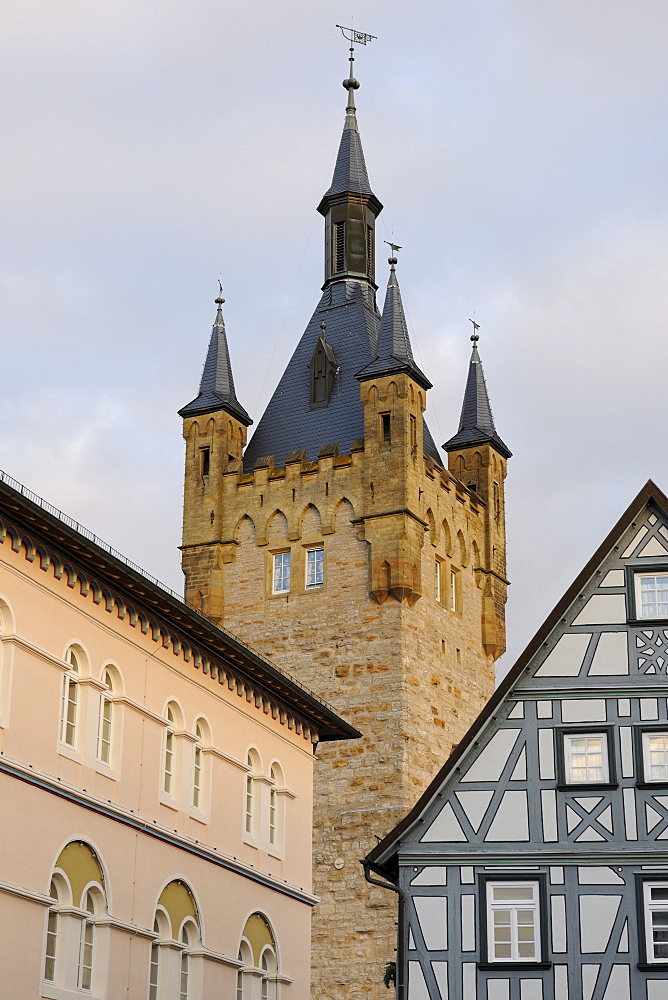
[443,334,510,459]
[317,61,382,215]
[179,294,251,425]
[356,258,432,390]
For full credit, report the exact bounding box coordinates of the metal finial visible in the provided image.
[215,278,225,305]
[336,24,375,117]
[320,319,327,335]
[384,240,402,267]
[469,316,480,343]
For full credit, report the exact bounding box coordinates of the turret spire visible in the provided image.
[443,322,510,458]
[356,254,431,389]
[178,287,251,425]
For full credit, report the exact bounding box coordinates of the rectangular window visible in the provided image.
[200,447,210,477]
[306,547,324,588]
[637,573,668,619]
[273,551,291,594]
[643,882,668,962]
[381,412,391,444]
[450,568,460,612]
[410,414,417,456]
[366,224,374,277]
[564,732,608,784]
[486,881,540,963]
[435,559,442,603]
[642,731,668,782]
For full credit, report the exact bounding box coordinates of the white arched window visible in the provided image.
[148,918,160,1000]
[269,763,285,851]
[163,705,176,795]
[43,879,59,982]
[78,890,96,990]
[245,750,260,837]
[97,669,114,764]
[237,941,252,1000]
[179,924,190,1000]
[60,648,79,747]
[193,723,203,809]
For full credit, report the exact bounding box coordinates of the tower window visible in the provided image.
[306,547,324,588]
[410,415,417,456]
[309,334,337,410]
[380,413,391,444]
[333,220,346,273]
[200,447,210,477]
[366,224,374,277]
[273,551,291,594]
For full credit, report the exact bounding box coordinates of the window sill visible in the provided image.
[94,761,117,780]
[268,592,290,600]
[628,616,668,626]
[637,962,668,970]
[188,808,208,825]
[58,744,82,764]
[477,962,552,971]
[637,781,668,790]
[159,793,179,812]
[243,834,260,850]
[557,783,618,792]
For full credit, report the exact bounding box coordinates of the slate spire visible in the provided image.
[443,328,510,458]
[356,256,432,390]
[178,289,251,425]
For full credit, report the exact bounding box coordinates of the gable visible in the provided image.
[367,482,668,869]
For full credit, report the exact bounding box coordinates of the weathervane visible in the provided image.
[469,316,480,343]
[216,278,224,304]
[384,240,402,266]
[336,24,376,101]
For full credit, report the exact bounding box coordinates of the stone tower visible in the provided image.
[179,61,510,1000]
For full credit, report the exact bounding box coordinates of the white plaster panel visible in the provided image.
[421,803,466,843]
[409,928,416,949]
[566,805,580,833]
[641,698,659,720]
[551,895,567,952]
[620,727,634,778]
[601,570,625,587]
[589,631,629,676]
[411,867,447,886]
[508,702,524,719]
[582,965,600,1000]
[661,523,668,540]
[649,514,658,524]
[623,788,637,840]
[484,790,529,841]
[647,804,662,833]
[597,803,614,833]
[574,796,602,813]
[541,789,558,842]
[408,961,430,1000]
[537,701,553,718]
[432,962,448,1000]
[550,867,564,884]
[578,867,624,885]
[535,633,590,676]
[621,525,648,558]
[618,698,631,717]
[520,981,543,1000]
[456,792,494,833]
[561,699,607,722]
[510,748,527,781]
[579,895,622,952]
[538,729,555,779]
[618,921,628,953]
[460,866,475,884]
[646,981,668,999]
[573,595,626,626]
[486,981,509,1000]
[601,965,630,1000]
[554,965,569,1000]
[415,896,448,951]
[463,963,476,1000]
[639,536,668,557]
[576,826,605,842]
[461,729,521,783]
[461,895,476,951]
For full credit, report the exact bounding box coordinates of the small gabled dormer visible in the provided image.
[309,323,338,410]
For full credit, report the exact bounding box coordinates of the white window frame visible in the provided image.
[643,731,668,783]
[643,881,668,963]
[635,571,668,619]
[272,551,291,594]
[43,880,59,983]
[193,723,203,809]
[60,649,79,747]
[435,559,442,603]
[305,546,324,589]
[486,880,541,963]
[97,670,114,765]
[163,707,176,796]
[78,891,96,990]
[563,731,609,784]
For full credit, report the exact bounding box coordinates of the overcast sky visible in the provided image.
[2,1,667,674]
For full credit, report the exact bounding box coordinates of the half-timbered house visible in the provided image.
[365,480,668,1000]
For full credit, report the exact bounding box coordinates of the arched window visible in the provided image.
[43,879,59,982]
[269,768,277,846]
[245,750,260,837]
[163,705,176,795]
[193,723,203,809]
[268,763,285,851]
[78,890,96,989]
[148,919,160,1000]
[60,648,79,746]
[179,924,190,1000]
[260,947,277,1000]
[237,941,252,1000]
[238,915,278,1000]
[97,669,114,764]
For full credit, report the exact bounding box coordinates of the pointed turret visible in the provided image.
[356,256,431,390]
[178,292,251,425]
[316,47,382,289]
[443,330,510,459]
